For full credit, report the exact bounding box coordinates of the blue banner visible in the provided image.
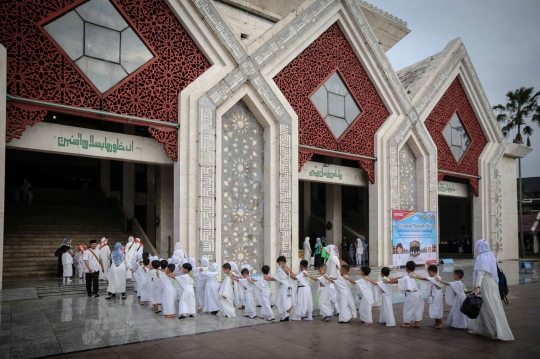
[391,210,437,266]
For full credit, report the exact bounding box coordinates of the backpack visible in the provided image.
[54,247,62,257]
[497,266,509,305]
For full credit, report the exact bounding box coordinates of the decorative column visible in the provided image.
[303,181,311,239]
[326,183,342,246]
[156,165,173,257]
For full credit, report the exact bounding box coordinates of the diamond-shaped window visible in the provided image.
[443,112,471,162]
[43,0,154,94]
[310,72,361,139]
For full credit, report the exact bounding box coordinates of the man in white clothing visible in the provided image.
[84,239,104,297]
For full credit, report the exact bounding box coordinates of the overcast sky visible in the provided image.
[371,0,540,178]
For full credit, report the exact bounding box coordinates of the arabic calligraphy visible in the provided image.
[57,133,134,153]
[309,169,343,180]
[438,183,458,193]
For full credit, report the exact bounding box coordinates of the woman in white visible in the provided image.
[468,239,514,340]
[61,246,73,283]
[325,244,341,315]
[303,237,312,263]
[125,236,137,280]
[173,242,187,260]
[202,263,221,314]
[356,238,364,268]
[106,242,130,300]
[98,237,111,280]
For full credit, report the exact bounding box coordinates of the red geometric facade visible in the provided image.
[424,78,488,196]
[0,0,211,161]
[274,23,390,183]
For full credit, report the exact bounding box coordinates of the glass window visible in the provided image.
[120,28,154,74]
[311,85,327,117]
[75,0,128,31]
[44,11,84,61]
[328,92,345,118]
[85,23,120,63]
[443,113,471,162]
[75,56,128,93]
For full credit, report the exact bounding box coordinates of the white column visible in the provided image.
[146,165,156,245]
[0,44,7,289]
[123,162,135,219]
[325,183,342,245]
[303,181,311,238]
[100,160,110,197]
[156,165,174,257]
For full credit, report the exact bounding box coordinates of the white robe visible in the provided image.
[219,276,236,317]
[76,252,86,278]
[355,278,374,323]
[154,270,164,306]
[445,280,470,329]
[295,272,313,317]
[273,268,293,315]
[254,277,273,318]
[157,274,177,316]
[107,258,130,294]
[62,253,73,277]
[316,276,333,317]
[469,271,514,340]
[303,240,312,261]
[149,270,158,305]
[98,245,111,280]
[125,241,138,279]
[203,272,221,312]
[138,266,151,302]
[194,266,208,309]
[238,278,256,316]
[374,279,396,327]
[398,275,424,323]
[333,277,357,322]
[176,274,196,316]
[426,277,443,320]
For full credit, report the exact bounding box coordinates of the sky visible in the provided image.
[370,0,540,178]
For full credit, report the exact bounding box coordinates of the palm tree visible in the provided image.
[494,87,540,258]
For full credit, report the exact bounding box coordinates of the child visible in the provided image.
[265,256,295,322]
[176,263,196,319]
[156,264,177,318]
[203,263,222,315]
[219,263,237,318]
[76,244,87,279]
[398,261,424,328]
[61,246,73,283]
[291,260,313,321]
[413,264,444,329]
[344,265,374,325]
[365,267,397,327]
[228,262,243,308]
[149,260,161,312]
[154,260,168,313]
[328,264,357,323]
[303,264,333,322]
[238,268,257,318]
[437,269,470,329]
[254,265,275,321]
[194,256,209,311]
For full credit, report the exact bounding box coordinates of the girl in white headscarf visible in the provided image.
[303,237,312,263]
[173,242,187,260]
[468,240,513,340]
[194,257,209,311]
[202,263,221,314]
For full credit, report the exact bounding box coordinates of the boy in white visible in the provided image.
[61,246,73,283]
[138,257,151,305]
[219,263,237,318]
[291,260,313,321]
[202,263,221,314]
[176,262,196,319]
[344,265,374,325]
[414,264,444,329]
[254,265,275,321]
[238,268,257,318]
[398,261,424,328]
[148,259,160,311]
[328,265,357,323]
[365,267,397,327]
[194,256,209,311]
[437,269,470,329]
[156,264,177,318]
[265,256,296,322]
[303,264,333,322]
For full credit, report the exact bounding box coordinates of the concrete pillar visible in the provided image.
[100,160,110,197]
[303,181,311,238]
[146,165,156,246]
[0,44,7,289]
[156,165,174,257]
[325,183,342,246]
[123,162,134,219]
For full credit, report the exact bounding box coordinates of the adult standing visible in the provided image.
[83,239,104,297]
[98,237,111,281]
[314,238,323,268]
[173,242,187,260]
[57,238,72,278]
[341,235,350,264]
[356,238,364,268]
[468,239,514,340]
[125,236,137,279]
[302,237,312,263]
[106,242,130,300]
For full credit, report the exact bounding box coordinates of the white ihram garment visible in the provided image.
[254,277,273,318]
[125,238,137,280]
[426,277,443,320]
[374,279,396,327]
[316,276,332,317]
[295,272,313,317]
[398,275,424,323]
[355,278,374,323]
[98,244,111,280]
[203,269,221,313]
[273,267,293,316]
[238,278,256,316]
[219,275,236,318]
[176,274,196,316]
[445,280,469,329]
[333,277,357,322]
[62,252,73,277]
[158,274,177,316]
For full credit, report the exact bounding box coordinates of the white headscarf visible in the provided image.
[304,237,310,244]
[228,261,239,272]
[180,258,188,266]
[473,239,499,284]
[128,236,134,242]
[175,242,182,250]
[200,256,209,267]
[188,258,196,269]
[170,256,180,265]
[241,264,251,272]
[325,244,341,278]
[210,263,219,272]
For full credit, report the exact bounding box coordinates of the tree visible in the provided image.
[494,87,540,259]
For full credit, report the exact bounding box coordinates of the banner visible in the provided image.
[391,210,437,266]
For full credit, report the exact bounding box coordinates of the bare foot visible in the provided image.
[411,324,421,328]
[434,324,444,329]
[400,324,411,328]
[364,322,374,326]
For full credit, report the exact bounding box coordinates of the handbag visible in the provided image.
[460,293,483,319]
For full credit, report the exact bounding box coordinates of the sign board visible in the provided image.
[391,210,437,267]
[438,181,469,198]
[298,161,368,187]
[6,122,173,165]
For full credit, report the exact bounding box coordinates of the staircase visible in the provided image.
[3,188,131,279]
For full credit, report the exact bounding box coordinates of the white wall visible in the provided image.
[498,155,519,260]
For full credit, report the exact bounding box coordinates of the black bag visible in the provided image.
[460,293,483,319]
[54,247,62,257]
[497,266,509,305]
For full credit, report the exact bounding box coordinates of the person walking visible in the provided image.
[314,238,323,268]
[83,239,104,297]
[341,235,350,264]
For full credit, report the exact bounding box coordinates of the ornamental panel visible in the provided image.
[398,143,417,211]
[274,23,390,183]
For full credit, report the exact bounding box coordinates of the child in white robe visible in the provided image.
[203,263,222,314]
[398,261,424,328]
[414,264,444,329]
[149,259,161,311]
[265,256,295,322]
[238,268,257,318]
[153,260,168,313]
[344,265,374,325]
[138,257,151,304]
[291,260,313,321]
[176,262,196,319]
[156,264,177,318]
[303,264,333,322]
[228,262,243,308]
[131,253,142,294]
[61,247,73,283]
[328,264,357,323]
[219,263,237,318]
[76,244,86,279]
[194,256,209,311]
[324,245,341,316]
[437,269,470,329]
[365,267,396,327]
[254,265,275,321]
